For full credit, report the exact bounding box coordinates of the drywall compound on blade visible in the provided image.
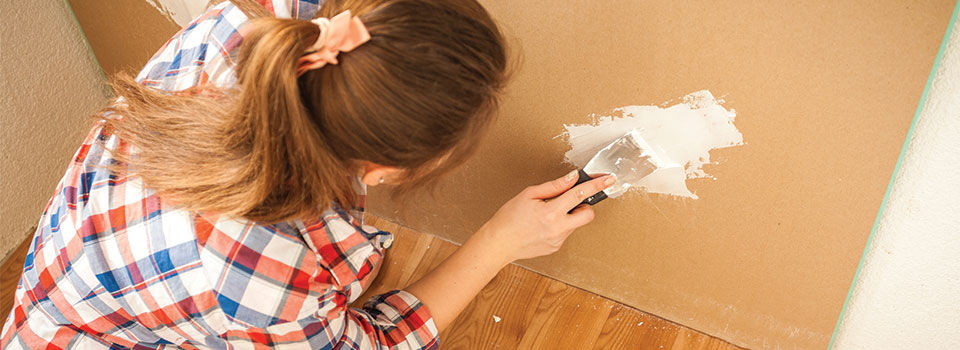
[561,90,743,199]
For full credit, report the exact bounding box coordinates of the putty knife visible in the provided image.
[570,129,675,207]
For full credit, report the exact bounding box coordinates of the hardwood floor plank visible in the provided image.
[671,328,734,350]
[357,215,742,349]
[516,278,613,349]
[0,228,34,323]
[403,232,457,285]
[440,264,547,349]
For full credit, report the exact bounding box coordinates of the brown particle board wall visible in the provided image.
[66,0,181,77]
[370,1,955,348]
[65,1,956,348]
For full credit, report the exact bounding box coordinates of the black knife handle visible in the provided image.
[570,169,607,213]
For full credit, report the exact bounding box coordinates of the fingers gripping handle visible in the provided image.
[572,169,607,210]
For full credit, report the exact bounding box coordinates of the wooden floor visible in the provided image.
[0,228,33,328]
[0,218,741,349]
[356,216,739,349]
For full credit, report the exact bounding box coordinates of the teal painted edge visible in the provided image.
[61,0,109,88]
[827,2,960,349]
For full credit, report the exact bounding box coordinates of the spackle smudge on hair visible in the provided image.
[560,90,743,199]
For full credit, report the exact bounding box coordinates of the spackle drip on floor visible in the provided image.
[560,90,743,199]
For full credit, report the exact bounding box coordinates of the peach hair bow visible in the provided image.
[296,10,370,76]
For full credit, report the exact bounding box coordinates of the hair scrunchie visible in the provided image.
[296,10,370,76]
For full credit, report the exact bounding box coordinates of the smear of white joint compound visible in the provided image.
[561,90,743,199]
[492,315,502,323]
[145,0,208,27]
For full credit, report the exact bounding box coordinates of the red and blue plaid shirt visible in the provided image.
[1,1,439,349]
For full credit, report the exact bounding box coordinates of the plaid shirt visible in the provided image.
[1,1,439,349]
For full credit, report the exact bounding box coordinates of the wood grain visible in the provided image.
[0,228,33,323]
[355,216,742,350]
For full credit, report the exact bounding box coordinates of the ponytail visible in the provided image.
[231,17,357,221]
[102,0,507,223]
[103,17,356,223]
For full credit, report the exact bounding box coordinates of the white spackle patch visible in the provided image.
[145,0,209,27]
[561,90,743,199]
[492,315,502,323]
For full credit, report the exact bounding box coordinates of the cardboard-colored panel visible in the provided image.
[66,0,181,77]
[369,1,956,348]
[65,0,954,348]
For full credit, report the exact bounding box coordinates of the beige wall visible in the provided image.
[0,0,108,259]
[835,14,960,350]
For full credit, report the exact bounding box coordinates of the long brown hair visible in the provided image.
[103,0,507,223]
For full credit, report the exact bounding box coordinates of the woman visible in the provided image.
[0,0,614,348]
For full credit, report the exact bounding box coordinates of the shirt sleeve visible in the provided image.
[136,1,246,91]
[297,209,439,349]
[136,1,321,92]
[349,290,440,349]
[210,289,439,350]
[190,208,437,349]
[299,207,391,299]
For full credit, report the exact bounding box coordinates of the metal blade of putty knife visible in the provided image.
[571,128,677,207]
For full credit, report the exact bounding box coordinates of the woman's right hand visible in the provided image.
[477,170,616,264]
[406,170,615,331]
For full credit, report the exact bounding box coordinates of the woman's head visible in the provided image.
[105,0,507,223]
